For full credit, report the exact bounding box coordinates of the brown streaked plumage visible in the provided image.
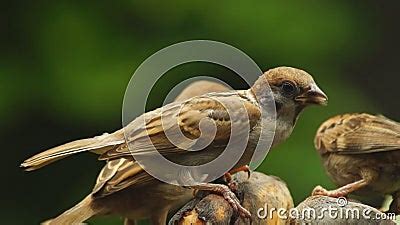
[312,113,400,214]
[22,66,327,224]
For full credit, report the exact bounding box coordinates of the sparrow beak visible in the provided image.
[295,84,328,106]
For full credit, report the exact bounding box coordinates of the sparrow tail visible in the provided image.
[21,131,125,171]
[42,195,100,225]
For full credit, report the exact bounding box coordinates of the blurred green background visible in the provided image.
[2,1,400,224]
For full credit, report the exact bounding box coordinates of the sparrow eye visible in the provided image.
[281,81,296,97]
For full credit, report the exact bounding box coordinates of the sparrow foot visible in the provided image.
[311,185,347,198]
[217,184,251,219]
[312,179,370,198]
[223,173,238,192]
[229,165,251,179]
[224,165,251,191]
[191,183,251,219]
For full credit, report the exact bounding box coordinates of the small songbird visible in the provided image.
[312,113,400,214]
[21,66,327,224]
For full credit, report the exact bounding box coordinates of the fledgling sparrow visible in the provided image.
[21,66,327,224]
[170,171,294,225]
[312,113,400,214]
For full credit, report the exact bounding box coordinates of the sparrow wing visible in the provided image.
[99,91,261,160]
[92,91,262,197]
[315,113,400,154]
[91,158,156,197]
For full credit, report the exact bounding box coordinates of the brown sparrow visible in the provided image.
[312,113,400,214]
[21,66,327,224]
[171,171,294,225]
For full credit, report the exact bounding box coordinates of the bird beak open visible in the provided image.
[295,84,328,106]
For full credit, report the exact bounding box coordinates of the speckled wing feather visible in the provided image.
[98,91,261,160]
[315,113,400,154]
[91,158,155,197]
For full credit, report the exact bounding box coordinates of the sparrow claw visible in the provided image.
[190,183,251,219]
[228,181,238,192]
[224,165,252,192]
[311,185,327,196]
[223,173,238,192]
[229,165,251,179]
[218,184,251,219]
[312,185,347,198]
[246,170,251,180]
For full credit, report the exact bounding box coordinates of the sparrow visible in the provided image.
[170,171,294,225]
[312,113,400,214]
[21,66,327,224]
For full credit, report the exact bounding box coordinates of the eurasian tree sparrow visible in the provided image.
[313,113,400,214]
[22,66,327,224]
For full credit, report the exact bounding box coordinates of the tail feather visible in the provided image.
[21,131,125,171]
[43,195,100,225]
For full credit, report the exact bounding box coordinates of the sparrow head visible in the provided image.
[252,66,328,112]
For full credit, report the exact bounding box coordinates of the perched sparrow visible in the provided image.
[170,171,294,225]
[21,66,327,224]
[312,113,400,214]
